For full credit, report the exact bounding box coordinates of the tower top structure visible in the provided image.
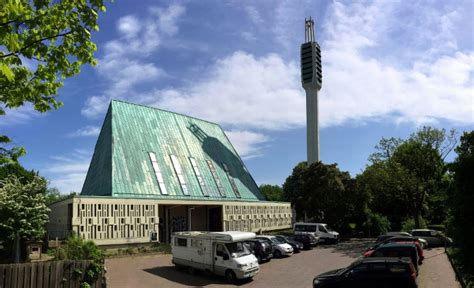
[301,18,322,90]
[305,17,315,43]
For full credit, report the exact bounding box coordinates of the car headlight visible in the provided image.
[237,263,247,268]
[313,278,319,286]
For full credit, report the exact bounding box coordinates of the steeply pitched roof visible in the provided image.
[81,100,265,201]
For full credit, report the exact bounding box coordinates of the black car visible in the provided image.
[243,239,273,263]
[367,243,420,272]
[275,235,304,252]
[290,234,318,250]
[313,257,417,288]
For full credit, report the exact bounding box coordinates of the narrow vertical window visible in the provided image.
[189,157,209,197]
[170,154,189,195]
[223,163,241,198]
[206,160,225,197]
[148,152,168,195]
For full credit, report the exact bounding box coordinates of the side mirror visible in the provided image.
[223,253,229,260]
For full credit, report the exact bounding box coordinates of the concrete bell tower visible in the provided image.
[301,17,322,165]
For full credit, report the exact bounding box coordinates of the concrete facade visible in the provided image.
[47,196,291,246]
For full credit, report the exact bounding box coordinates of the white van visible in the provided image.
[293,223,339,244]
[171,231,259,283]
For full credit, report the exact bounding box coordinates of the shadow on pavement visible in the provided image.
[143,266,253,286]
[318,239,375,258]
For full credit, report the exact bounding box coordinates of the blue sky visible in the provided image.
[3,0,473,193]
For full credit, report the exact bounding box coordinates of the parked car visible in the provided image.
[255,235,293,258]
[294,223,339,244]
[313,257,418,288]
[365,236,424,264]
[365,243,420,272]
[243,239,273,263]
[290,234,318,250]
[410,229,453,247]
[377,232,428,248]
[274,235,304,253]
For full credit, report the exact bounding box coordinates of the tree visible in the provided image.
[0,1,106,164]
[0,174,49,262]
[259,184,284,201]
[361,126,455,229]
[283,161,358,233]
[448,131,474,271]
[0,162,41,185]
[45,187,76,205]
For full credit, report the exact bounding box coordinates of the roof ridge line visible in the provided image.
[110,99,223,127]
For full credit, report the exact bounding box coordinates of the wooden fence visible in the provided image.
[0,260,105,288]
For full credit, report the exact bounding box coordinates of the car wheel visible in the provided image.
[274,250,282,258]
[256,255,262,263]
[225,270,237,284]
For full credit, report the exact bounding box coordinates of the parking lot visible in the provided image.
[105,239,460,288]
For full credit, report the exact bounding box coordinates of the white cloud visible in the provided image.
[67,125,100,137]
[151,52,304,130]
[80,1,473,160]
[44,149,92,193]
[244,6,263,25]
[0,105,38,126]
[225,130,270,159]
[320,1,474,127]
[150,4,186,36]
[81,4,185,118]
[117,15,141,38]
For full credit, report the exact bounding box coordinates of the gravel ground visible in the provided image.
[105,239,460,288]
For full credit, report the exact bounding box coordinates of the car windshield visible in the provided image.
[325,225,334,232]
[226,242,251,258]
[270,237,285,245]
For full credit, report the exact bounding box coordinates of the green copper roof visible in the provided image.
[81,100,265,201]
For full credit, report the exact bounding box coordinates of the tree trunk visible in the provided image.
[414,212,420,229]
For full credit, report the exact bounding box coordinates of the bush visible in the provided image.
[401,217,427,232]
[362,212,391,237]
[55,234,104,287]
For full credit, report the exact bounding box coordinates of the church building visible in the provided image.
[47,100,292,245]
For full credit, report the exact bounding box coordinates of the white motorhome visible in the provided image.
[171,231,259,283]
[293,223,340,244]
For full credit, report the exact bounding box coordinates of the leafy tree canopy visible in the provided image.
[448,131,474,270]
[259,184,284,202]
[0,0,106,164]
[0,174,49,242]
[283,161,358,232]
[361,126,456,229]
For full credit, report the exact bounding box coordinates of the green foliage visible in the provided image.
[283,161,359,233]
[0,0,106,164]
[45,187,76,205]
[401,217,427,232]
[362,211,391,237]
[56,234,104,287]
[448,131,474,274]
[0,163,42,186]
[360,126,453,229]
[0,174,49,241]
[56,234,104,262]
[259,184,284,201]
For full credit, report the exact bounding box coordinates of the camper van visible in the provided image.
[171,231,260,283]
[294,223,339,244]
